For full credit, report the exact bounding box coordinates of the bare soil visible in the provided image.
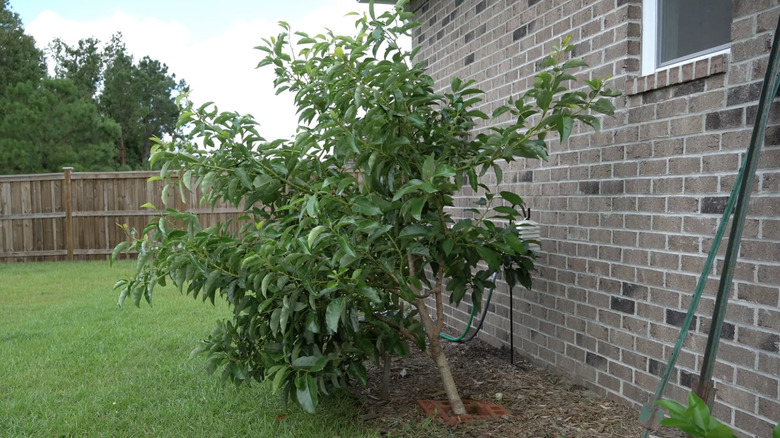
[352,339,682,438]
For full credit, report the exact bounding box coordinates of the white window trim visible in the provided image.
[641,0,731,77]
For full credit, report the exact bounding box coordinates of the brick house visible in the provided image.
[404,0,780,436]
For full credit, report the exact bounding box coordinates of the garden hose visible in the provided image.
[440,271,500,343]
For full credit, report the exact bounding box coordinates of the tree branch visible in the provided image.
[372,312,418,345]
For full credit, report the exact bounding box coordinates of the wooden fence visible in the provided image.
[0,168,246,263]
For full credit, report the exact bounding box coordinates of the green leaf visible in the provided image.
[772,422,779,438]
[326,297,343,333]
[492,105,511,118]
[422,154,435,181]
[592,97,615,115]
[338,236,356,257]
[292,356,326,372]
[110,241,130,264]
[499,191,523,206]
[140,202,157,210]
[708,423,736,438]
[561,58,588,70]
[493,206,519,216]
[399,224,430,239]
[408,197,426,221]
[203,270,221,299]
[688,392,709,432]
[392,179,425,201]
[352,197,382,216]
[504,233,526,254]
[234,168,252,189]
[181,169,193,192]
[655,399,688,418]
[271,367,289,393]
[307,225,327,247]
[536,90,553,110]
[358,286,381,303]
[475,246,501,270]
[261,273,272,296]
[557,116,574,143]
[296,383,315,413]
[434,164,456,178]
[442,239,454,256]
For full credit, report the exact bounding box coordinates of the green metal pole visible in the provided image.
[695,14,780,405]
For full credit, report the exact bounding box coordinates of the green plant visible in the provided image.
[113,0,618,415]
[656,392,780,438]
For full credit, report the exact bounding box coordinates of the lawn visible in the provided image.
[0,260,377,438]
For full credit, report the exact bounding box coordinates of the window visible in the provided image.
[641,0,732,76]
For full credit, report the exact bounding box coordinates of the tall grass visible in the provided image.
[0,261,376,437]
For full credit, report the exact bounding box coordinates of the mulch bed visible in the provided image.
[351,339,683,438]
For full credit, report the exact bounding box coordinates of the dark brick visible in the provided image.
[760,334,780,353]
[700,196,730,214]
[465,30,475,43]
[705,108,744,130]
[642,89,667,104]
[513,25,528,41]
[418,33,426,44]
[679,369,696,388]
[429,15,437,26]
[465,53,475,66]
[454,0,464,7]
[617,0,629,5]
[673,79,705,97]
[648,358,667,377]
[475,0,486,14]
[515,171,533,183]
[436,29,445,41]
[666,309,696,329]
[621,282,638,297]
[699,318,735,341]
[727,82,763,106]
[611,297,636,314]
[579,181,600,194]
[601,180,624,194]
[720,322,735,341]
[529,0,542,5]
[586,352,607,369]
[442,11,456,27]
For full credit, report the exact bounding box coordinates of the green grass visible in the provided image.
[0,261,377,437]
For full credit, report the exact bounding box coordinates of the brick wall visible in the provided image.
[409,0,780,436]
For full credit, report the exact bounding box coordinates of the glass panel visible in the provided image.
[658,0,731,66]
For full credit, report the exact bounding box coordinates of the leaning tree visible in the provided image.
[113,0,618,415]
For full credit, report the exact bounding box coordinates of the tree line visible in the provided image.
[0,0,186,174]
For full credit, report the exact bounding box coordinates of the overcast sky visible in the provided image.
[13,0,396,140]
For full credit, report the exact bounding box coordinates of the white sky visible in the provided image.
[14,0,399,141]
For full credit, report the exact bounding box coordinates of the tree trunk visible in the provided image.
[428,331,467,415]
[414,297,467,415]
[118,134,126,167]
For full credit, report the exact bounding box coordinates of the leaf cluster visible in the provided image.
[655,392,780,438]
[113,0,618,413]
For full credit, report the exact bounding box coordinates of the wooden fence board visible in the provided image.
[0,170,247,262]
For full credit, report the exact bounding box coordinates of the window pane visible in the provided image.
[658,0,731,66]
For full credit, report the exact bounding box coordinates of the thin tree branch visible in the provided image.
[372,312,418,345]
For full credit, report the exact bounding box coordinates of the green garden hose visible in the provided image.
[440,272,499,343]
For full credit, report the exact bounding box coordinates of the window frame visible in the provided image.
[641,0,731,77]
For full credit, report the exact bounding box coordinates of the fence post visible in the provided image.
[63,167,74,261]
